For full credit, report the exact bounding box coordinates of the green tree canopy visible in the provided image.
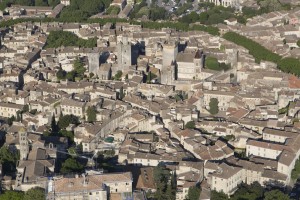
[264,189,290,200]
[209,98,219,115]
[46,31,97,48]
[187,186,201,200]
[86,106,97,122]
[114,70,123,80]
[59,130,74,143]
[292,158,300,180]
[56,68,66,80]
[231,182,264,200]
[24,187,45,200]
[0,146,19,174]
[59,0,109,21]
[0,190,24,200]
[185,121,195,129]
[51,114,59,134]
[60,158,84,174]
[58,114,79,129]
[210,190,228,200]
[153,165,175,200]
[297,40,300,47]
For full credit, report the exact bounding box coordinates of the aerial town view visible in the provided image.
[0,0,300,199]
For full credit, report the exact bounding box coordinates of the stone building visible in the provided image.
[88,52,100,74]
[176,49,203,80]
[47,172,133,200]
[117,36,132,72]
[19,128,29,160]
[161,40,178,84]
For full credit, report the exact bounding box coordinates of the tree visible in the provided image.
[7,115,16,126]
[210,190,228,200]
[66,70,76,81]
[209,98,219,115]
[146,71,157,83]
[297,40,300,47]
[114,70,122,80]
[60,158,84,174]
[149,6,168,21]
[231,182,263,200]
[48,0,61,7]
[15,0,34,6]
[153,165,171,200]
[56,68,66,80]
[29,109,37,115]
[46,31,97,48]
[16,111,22,122]
[60,130,74,143]
[187,186,201,200]
[264,189,290,200]
[51,114,59,134]
[185,121,195,129]
[35,0,48,6]
[24,187,45,200]
[0,146,19,174]
[292,158,300,180]
[119,87,125,100]
[0,190,24,200]
[165,183,175,200]
[73,58,86,78]
[223,32,281,63]
[23,105,29,113]
[58,114,79,129]
[86,106,97,122]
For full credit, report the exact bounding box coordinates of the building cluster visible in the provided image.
[0,6,300,199]
[219,8,300,58]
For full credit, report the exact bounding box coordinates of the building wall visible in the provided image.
[177,62,195,80]
[203,93,234,111]
[88,53,100,74]
[117,37,131,71]
[52,190,107,200]
[207,0,241,7]
[263,133,287,143]
[106,181,132,193]
[246,144,281,159]
[0,104,23,118]
[211,169,243,195]
[61,104,84,118]
[243,169,262,185]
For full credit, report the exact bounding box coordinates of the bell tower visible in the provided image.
[19,128,29,160]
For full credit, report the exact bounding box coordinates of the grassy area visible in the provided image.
[205,57,231,71]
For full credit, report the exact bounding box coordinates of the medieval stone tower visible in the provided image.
[19,128,29,160]
[117,36,132,72]
[161,40,178,85]
[88,52,100,74]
